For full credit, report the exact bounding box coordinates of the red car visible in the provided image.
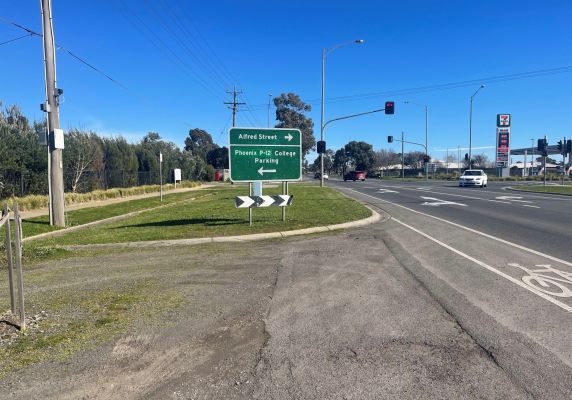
[344,170,366,181]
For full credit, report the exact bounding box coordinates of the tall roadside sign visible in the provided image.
[229,127,302,182]
[496,114,511,177]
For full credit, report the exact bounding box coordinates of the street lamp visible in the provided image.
[320,39,364,187]
[404,100,429,180]
[531,138,535,176]
[267,93,273,128]
[469,84,485,168]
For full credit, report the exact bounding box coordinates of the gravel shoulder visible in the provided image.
[0,222,535,399]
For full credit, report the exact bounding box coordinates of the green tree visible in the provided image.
[184,128,217,161]
[274,93,316,157]
[344,141,376,171]
[207,146,229,169]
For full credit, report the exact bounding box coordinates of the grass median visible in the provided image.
[510,185,572,196]
[27,183,371,248]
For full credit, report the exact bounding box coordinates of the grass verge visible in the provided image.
[28,184,371,247]
[510,185,572,195]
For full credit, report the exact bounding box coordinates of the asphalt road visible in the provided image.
[325,177,572,398]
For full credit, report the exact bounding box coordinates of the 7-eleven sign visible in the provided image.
[497,114,511,127]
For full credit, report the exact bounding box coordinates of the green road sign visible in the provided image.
[229,127,302,182]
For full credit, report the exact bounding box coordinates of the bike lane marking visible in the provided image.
[344,187,572,312]
[388,216,572,313]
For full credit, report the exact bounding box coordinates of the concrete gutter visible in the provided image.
[506,186,572,197]
[61,207,382,250]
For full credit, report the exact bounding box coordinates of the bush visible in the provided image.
[205,165,215,182]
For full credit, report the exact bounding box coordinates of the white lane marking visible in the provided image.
[346,188,572,268]
[522,205,541,209]
[495,196,533,203]
[420,196,467,207]
[378,189,398,193]
[417,187,432,191]
[380,185,536,207]
[390,216,572,313]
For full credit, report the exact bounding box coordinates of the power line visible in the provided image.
[246,65,572,110]
[0,15,127,89]
[0,33,33,47]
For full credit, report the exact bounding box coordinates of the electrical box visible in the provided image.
[37,129,48,146]
[52,128,64,149]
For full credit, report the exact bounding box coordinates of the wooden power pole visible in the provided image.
[224,86,245,127]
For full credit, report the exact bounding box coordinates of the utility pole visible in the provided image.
[224,86,245,127]
[401,131,404,180]
[41,0,65,227]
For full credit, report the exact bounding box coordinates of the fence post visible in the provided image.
[3,203,16,314]
[13,204,25,330]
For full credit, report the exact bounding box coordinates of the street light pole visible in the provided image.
[531,138,535,176]
[320,39,364,187]
[267,93,273,128]
[469,84,485,169]
[404,101,429,180]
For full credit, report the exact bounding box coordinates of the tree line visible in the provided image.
[0,92,317,199]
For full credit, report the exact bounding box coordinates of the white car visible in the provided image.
[459,169,488,188]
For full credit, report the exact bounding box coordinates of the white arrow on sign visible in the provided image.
[235,196,256,208]
[285,133,293,142]
[420,196,467,207]
[258,167,277,176]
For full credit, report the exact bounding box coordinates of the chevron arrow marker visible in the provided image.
[235,195,293,208]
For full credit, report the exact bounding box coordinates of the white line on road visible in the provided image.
[420,196,467,207]
[390,216,572,313]
[522,205,541,209]
[347,188,572,268]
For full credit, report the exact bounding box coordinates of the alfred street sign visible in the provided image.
[229,127,302,182]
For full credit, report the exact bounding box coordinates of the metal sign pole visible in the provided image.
[3,204,16,314]
[249,182,253,226]
[282,182,287,222]
[13,204,25,329]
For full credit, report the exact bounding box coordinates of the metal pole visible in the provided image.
[267,94,272,128]
[159,152,163,202]
[401,131,405,180]
[425,106,429,181]
[457,146,461,174]
[469,96,473,169]
[320,48,325,188]
[249,182,253,226]
[41,0,65,227]
[3,204,16,314]
[543,135,547,187]
[531,138,535,176]
[446,148,449,175]
[282,181,287,222]
[524,150,527,177]
[14,204,25,329]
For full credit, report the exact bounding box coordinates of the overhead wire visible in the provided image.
[0,32,33,47]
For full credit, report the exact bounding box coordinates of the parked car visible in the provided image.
[459,169,488,187]
[344,170,366,181]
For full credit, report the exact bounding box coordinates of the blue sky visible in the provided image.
[1,0,571,163]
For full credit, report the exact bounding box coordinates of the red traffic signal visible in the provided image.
[385,101,394,114]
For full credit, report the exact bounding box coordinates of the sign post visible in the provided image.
[496,114,511,177]
[229,128,301,224]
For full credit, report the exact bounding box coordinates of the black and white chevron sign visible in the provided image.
[235,195,293,208]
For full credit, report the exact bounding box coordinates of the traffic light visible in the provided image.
[317,140,326,154]
[423,155,430,163]
[387,135,393,143]
[464,153,469,161]
[385,101,395,115]
[537,138,548,156]
[557,140,563,153]
[567,139,572,154]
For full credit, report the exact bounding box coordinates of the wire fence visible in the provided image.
[0,169,182,199]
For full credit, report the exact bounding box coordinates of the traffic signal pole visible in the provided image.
[41,0,65,227]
